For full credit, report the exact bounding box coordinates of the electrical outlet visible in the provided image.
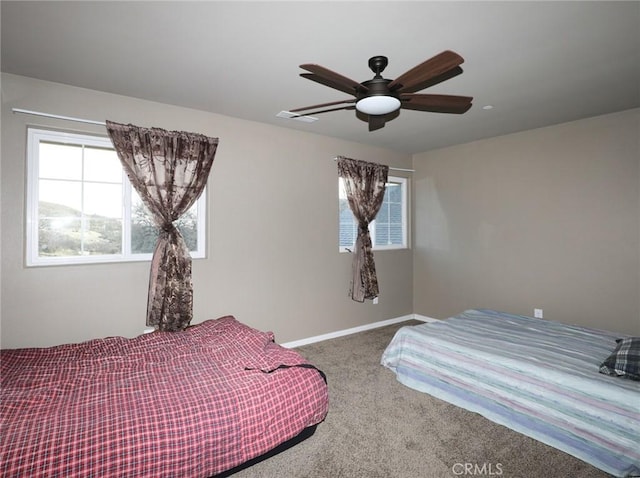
[534,308,543,319]
[373,297,379,305]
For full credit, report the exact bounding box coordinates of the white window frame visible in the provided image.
[26,127,207,267]
[339,175,408,252]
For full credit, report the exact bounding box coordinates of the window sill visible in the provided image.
[339,246,409,253]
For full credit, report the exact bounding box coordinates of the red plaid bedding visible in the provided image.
[1,316,329,477]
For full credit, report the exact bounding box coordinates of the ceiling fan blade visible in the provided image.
[290,105,356,117]
[393,66,463,94]
[290,99,356,113]
[400,94,473,114]
[300,73,362,96]
[388,50,464,92]
[300,64,368,94]
[368,115,387,131]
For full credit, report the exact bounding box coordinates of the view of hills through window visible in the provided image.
[28,130,201,265]
[38,199,198,257]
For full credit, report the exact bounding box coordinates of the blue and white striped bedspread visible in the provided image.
[381,309,640,477]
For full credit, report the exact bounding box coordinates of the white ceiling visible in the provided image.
[2,1,639,154]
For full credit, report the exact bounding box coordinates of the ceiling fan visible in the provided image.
[289,50,472,131]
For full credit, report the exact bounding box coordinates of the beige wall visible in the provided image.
[3,73,638,349]
[413,108,640,335]
[1,73,413,348]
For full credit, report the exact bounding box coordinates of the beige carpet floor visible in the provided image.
[231,320,612,478]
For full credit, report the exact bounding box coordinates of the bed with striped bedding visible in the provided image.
[381,309,640,477]
[1,316,329,477]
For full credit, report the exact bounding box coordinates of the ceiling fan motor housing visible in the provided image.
[359,78,395,97]
[356,77,401,115]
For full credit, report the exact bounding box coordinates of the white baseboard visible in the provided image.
[281,313,438,349]
[413,313,439,323]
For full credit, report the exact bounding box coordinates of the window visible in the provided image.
[339,176,408,251]
[26,128,206,266]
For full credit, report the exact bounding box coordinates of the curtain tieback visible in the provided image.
[160,223,178,234]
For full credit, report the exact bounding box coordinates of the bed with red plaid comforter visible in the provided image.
[1,316,329,477]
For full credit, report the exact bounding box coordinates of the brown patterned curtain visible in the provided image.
[337,156,388,302]
[106,121,218,331]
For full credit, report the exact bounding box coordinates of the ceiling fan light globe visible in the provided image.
[356,96,401,116]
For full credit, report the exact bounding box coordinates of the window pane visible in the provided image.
[387,183,402,202]
[339,195,356,248]
[84,147,122,183]
[387,189,404,246]
[84,183,122,218]
[377,203,389,223]
[84,216,122,255]
[38,218,82,256]
[131,193,158,254]
[390,202,402,222]
[375,221,390,245]
[38,210,122,257]
[390,224,404,244]
[130,190,199,253]
[176,204,199,251]
[39,179,82,213]
[39,142,82,180]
